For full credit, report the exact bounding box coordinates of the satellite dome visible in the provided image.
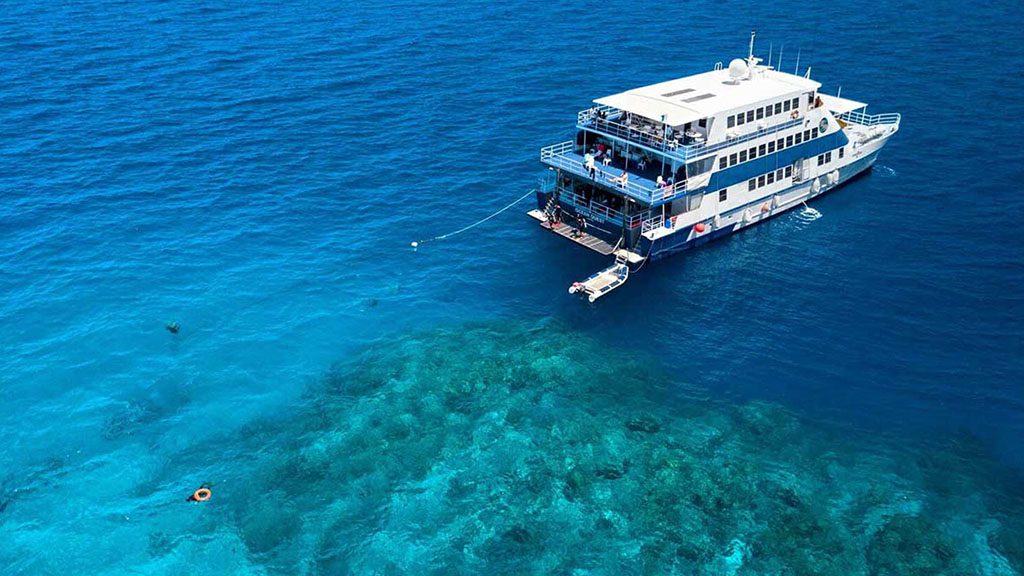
[728,58,748,80]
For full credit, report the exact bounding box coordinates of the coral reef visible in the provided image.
[155,320,1024,574]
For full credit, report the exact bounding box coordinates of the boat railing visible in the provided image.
[641,214,665,233]
[579,110,805,161]
[578,111,688,158]
[576,104,620,125]
[541,140,689,205]
[553,185,646,229]
[837,110,901,127]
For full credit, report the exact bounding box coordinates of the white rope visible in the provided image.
[411,189,536,248]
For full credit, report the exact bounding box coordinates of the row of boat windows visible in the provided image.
[746,166,794,193]
[718,127,820,170]
[716,165,795,203]
[726,97,801,129]
[816,147,844,165]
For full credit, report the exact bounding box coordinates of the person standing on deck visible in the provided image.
[574,214,587,238]
[584,152,597,179]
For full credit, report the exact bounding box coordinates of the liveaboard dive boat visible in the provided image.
[530,33,900,302]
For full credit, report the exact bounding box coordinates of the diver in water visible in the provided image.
[165,322,180,334]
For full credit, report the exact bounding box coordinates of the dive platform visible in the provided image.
[528,209,616,255]
[528,209,641,302]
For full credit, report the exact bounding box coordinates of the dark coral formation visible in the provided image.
[164,320,1023,574]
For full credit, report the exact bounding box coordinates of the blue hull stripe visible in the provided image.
[706,130,849,191]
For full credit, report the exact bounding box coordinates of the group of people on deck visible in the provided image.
[547,204,588,239]
[582,143,615,178]
[580,138,688,195]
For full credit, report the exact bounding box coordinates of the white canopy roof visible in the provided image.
[818,93,867,115]
[594,92,704,127]
[594,65,821,127]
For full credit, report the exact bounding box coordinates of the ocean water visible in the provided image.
[2,0,1024,574]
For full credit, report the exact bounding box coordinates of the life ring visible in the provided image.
[790,110,799,119]
[760,203,770,213]
[193,488,212,502]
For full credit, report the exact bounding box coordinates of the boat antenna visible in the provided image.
[768,43,773,69]
[777,44,784,71]
[794,48,801,75]
[748,30,756,62]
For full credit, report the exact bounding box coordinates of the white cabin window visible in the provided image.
[730,153,737,165]
[756,108,764,120]
[839,147,845,159]
[719,157,727,169]
[785,166,792,177]
[746,110,754,123]
[783,100,791,112]
[719,189,727,202]
[739,150,747,162]
[728,115,735,128]
[758,144,766,156]
[748,179,756,191]
[774,102,782,115]
[758,175,766,187]
[791,97,799,109]
[768,141,776,153]
[737,114,746,126]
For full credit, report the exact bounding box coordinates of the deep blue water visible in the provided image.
[2,1,1024,574]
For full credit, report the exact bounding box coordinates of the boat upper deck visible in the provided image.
[594,65,820,127]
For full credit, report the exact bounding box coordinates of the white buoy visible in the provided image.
[411,241,418,248]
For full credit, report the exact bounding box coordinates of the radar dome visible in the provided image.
[728,58,748,80]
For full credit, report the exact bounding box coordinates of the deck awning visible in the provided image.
[819,93,867,115]
[593,93,703,127]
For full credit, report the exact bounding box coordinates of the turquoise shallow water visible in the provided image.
[2,0,1024,574]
